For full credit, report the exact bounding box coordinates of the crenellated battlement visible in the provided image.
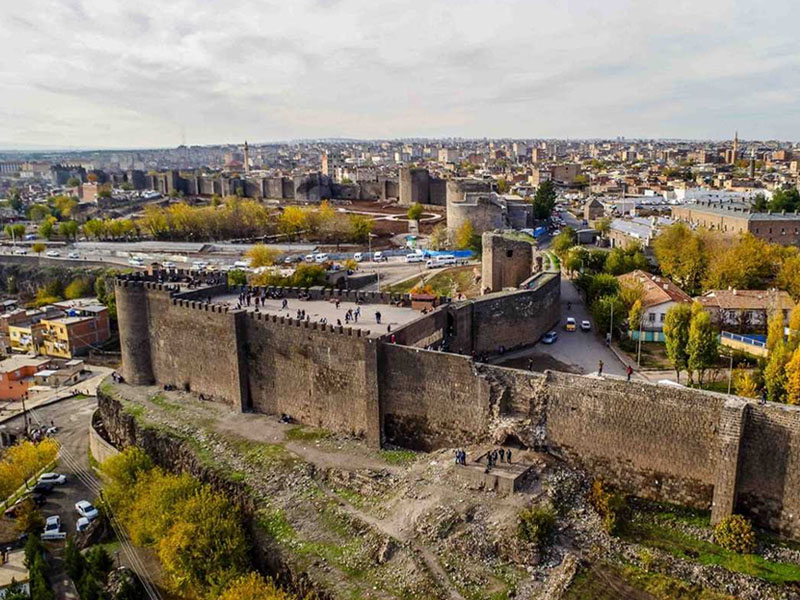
[244,309,370,338]
[171,298,231,313]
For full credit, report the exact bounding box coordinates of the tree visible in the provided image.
[767,311,786,354]
[592,294,625,339]
[664,303,692,382]
[733,369,759,398]
[28,204,52,221]
[290,264,327,288]
[227,270,248,286]
[38,217,56,240]
[428,224,448,250]
[788,305,800,350]
[32,242,45,257]
[687,306,718,384]
[653,223,709,295]
[595,217,611,236]
[278,206,309,239]
[219,573,295,600]
[65,278,92,299]
[532,180,556,219]
[785,347,800,405]
[454,221,476,250]
[4,223,26,242]
[495,178,510,194]
[777,253,800,301]
[59,220,79,241]
[64,538,86,583]
[586,273,619,304]
[704,234,778,291]
[628,299,644,331]
[406,203,424,221]
[765,342,789,402]
[82,219,106,240]
[551,227,577,256]
[348,214,373,243]
[14,499,44,535]
[245,244,279,268]
[66,176,82,187]
[604,243,648,276]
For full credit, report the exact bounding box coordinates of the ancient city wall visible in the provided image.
[379,345,492,450]
[544,372,724,509]
[243,312,380,447]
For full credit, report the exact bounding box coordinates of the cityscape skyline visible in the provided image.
[2,0,800,149]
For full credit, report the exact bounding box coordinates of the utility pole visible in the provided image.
[637,313,644,367]
[727,352,734,395]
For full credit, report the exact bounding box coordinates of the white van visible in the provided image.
[233,260,250,269]
[405,253,424,264]
[353,252,364,262]
[314,253,329,263]
[425,255,456,269]
[373,251,387,262]
[128,257,144,267]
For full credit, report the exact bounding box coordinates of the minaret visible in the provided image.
[243,141,250,175]
[749,149,756,179]
[731,131,738,165]
[321,150,329,176]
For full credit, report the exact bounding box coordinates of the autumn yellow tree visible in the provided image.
[278,206,309,239]
[733,369,759,398]
[0,438,59,502]
[245,244,280,268]
[454,221,476,250]
[767,311,786,354]
[219,573,296,600]
[785,348,800,405]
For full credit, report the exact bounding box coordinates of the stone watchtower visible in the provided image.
[481,232,535,294]
[115,280,154,385]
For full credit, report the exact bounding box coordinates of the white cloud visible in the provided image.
[1,0,799,148]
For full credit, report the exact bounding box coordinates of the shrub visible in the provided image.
[714,514,756,553]
[588,478,628,535]
[518,503,556,551]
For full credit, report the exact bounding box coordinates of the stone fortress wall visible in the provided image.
[115,272,800,540]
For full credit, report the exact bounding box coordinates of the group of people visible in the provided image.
[110,371,125,384]
[453,449,467,465]
[343,307,361,324]
[484,447,512,473]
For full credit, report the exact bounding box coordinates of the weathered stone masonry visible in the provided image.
[115,275,800,540]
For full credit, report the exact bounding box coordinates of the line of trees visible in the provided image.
[101,448,294,599]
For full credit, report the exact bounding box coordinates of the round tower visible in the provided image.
[115,280,154,385]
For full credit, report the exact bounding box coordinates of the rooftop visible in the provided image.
[0,355,51,373]
[617,270,692,307]
[697,289,796,311]
[0,551,29,588]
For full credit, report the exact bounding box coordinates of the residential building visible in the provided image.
[583,197,605,221]
[0,355,52,401]
[617,270,692,341]
[695,289,795,333]
[40,303,110,358]
[671,201,800,246]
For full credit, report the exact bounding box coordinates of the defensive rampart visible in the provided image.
[114,273,800,540]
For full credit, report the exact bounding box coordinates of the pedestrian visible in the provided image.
[626,365,633,382]
[345,313,351,323]
[375,311,382,324]
[390,334,397,344]
[336,299,340,309]
[282,298,288,310]
[528,358,534,371]
[454,450,460,465]
[760,387,768,406]
[499,448,505,462]
[387,324,392,333]
[598,360,604,376]
[337,319,342,327]
[507,449,512,464]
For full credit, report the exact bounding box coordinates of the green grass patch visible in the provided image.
[148,393,180,413]
[226,435,294,470]
[623,520,800,585]
[285,425,330,442]
[631,499,711,529]
[123,404,144,420]
[565,562,735,600]
[258,508,296,543]
[379,448,418,466]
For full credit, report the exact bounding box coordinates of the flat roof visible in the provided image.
[0,551,29,588]
[0,355,50,373]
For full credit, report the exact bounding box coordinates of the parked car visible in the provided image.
[75,500,99,521]
[68,251,80,259]
[405,253,424,264]
[304,254,315,262]
[38,472,66,486]
[580,320,591,331]
[565,317,577,332]
[541,331,558,344]
[31,482,54,495]
[353,252,364,262]
[45,250,60,257]
[13,248,27,255]
[128,257,144,267]
[162,261,176,269]
[314,253,329,263]
[41,515,66,540]
[76,517,91,533]
[373,251,388,262]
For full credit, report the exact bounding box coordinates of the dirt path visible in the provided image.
[313,476,465,600]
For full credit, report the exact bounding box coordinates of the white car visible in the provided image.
[38,472,66,485]
[162,261,176,269]
[75,500,99,521]
[13,248,27,255]
[353,252,364,262]
[304,254,315,262]
[46,250,60,257]
[128,257,144,266]
[373,251,388,262]
[314,253,329,263]
[581,320,591,331]
[68,251,80,259]
[42,515,66,540]
[76,517,91,533]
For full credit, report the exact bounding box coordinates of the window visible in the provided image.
[769,228,773,234]
[648,313,655,322]
[506,250,513,258]
[660,313,666,322]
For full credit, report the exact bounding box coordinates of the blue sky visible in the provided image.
[1,0,798,148]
